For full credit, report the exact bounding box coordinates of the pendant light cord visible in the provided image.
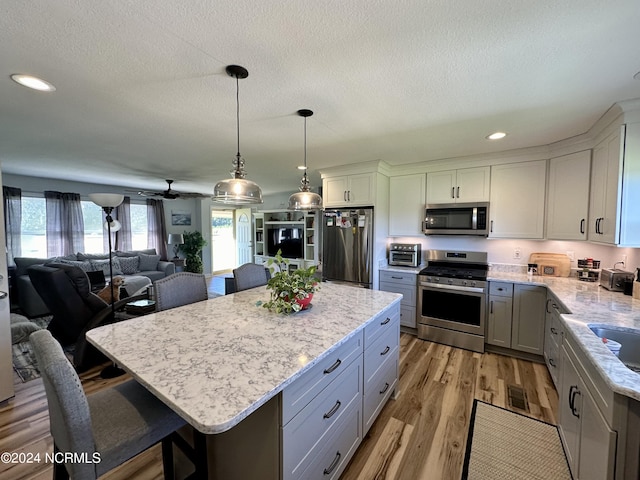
[303,116,308,182]
[236,74,241,158]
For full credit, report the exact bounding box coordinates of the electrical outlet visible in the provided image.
[514,247,521,260]
[566,251,575,261]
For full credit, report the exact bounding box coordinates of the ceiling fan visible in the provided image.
[129,179,210,200]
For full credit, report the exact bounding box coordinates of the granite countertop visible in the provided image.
[86,283,402,434]
[379,265,425,275]
[488,271,640,401]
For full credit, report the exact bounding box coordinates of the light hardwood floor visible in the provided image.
[0,334,558,480]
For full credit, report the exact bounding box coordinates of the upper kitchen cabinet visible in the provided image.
[489,160,546,239]
[323,172,375,207]
[426,166,490,204]
[588,123,640,246]
[546,151,591,241]
[389,174,426,236]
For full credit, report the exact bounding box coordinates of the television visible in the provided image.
[266,226,304,259]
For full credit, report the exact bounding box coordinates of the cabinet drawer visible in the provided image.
[489,282,513,297]
[363,354,398,434]
[282,332,363,425]
[379,281,416,307]
[400,305,416,329]
[364,303,400,348]
[379,270,417,286]
[291,394,362,480]
[283,355,362,478]
[364,319,399,388]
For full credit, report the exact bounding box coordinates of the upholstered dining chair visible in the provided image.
[232,263,271,292]
[30,329,186,480]
[153,272,209,312]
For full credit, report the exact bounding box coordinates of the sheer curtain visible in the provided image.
[3,186,22,266]
[146,199,168,259]
[45,191,85,257]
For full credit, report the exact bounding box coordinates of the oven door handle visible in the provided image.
[419,282,485,294]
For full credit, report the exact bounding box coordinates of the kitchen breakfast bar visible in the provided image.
[86,283,402,479]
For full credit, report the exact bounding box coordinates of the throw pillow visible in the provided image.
[77,252,110,261]
[119,255,140,274]
[89,257,123,276]
[138,253,160,271]
[57,259,93,272]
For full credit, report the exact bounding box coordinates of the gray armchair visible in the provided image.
[154,272,209,312]
[30,329,186,479]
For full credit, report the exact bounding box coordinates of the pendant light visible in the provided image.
[212,65,263,204]
[288,109,323,210]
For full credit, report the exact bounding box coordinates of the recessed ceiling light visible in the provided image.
[10,74,56,92]
[486,131,507,140]
[297,165,307,170]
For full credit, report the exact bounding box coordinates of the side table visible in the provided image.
[170,257,185,272]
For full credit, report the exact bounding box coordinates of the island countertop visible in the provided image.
[86,283,402,434]
[488,272,640,401]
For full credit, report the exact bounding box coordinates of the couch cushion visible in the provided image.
[14,255,77,276]
[138,254,160,271]
[56,259,93,271]
[115,249,157,257]
[139,270,165,282]
[89,257,123,276]
[118,255,140,275]
[77,252,110,261]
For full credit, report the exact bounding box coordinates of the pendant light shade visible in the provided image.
[288,109,322,210]
[213,65,263,205]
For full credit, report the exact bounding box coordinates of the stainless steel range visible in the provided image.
[418,250,488,353]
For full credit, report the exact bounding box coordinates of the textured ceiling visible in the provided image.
[1,0,640,197]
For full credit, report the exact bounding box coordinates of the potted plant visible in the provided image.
[179,230,207,273]
[261,250,320,314]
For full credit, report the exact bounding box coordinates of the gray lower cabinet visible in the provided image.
[486,282,545,355]
[543,293,565,389]
[281,303,400,480]
[511,284,546,354]
[487,282,513,347]
[379,270,417,329]
[558,334,617,480]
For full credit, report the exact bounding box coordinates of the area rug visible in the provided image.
[462,400,571,480]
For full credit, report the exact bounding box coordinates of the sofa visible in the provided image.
[14,249,175,318]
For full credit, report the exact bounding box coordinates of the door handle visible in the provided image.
[0,291,6,300]
[490,220,494,233]
[490,300,494,314]
[456,186,460,198]
[580,218,585,234]
[344,191,347,202]
[451,187,455,199]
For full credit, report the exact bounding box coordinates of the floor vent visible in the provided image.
[507,384,530,412]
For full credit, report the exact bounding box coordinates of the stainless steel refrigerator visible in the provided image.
[322,208,374,288]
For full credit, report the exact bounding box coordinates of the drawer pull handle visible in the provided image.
[380,346,390,356]
[323,400,342,419]
[391,276,403,279]
[549,358,556,367]
[323,451,341,475]
[323,359,342,375]
[381,317,391,325]
[497,287,503,291]
[550,327,558,335]
[379,382,390,395]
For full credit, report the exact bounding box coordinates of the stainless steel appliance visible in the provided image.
[418,250,488,352]
[600,268,634,292]
[322,208,374,288]
[389,243,421,267]
[423,202,489,236]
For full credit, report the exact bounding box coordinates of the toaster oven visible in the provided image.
[599,268,634,292]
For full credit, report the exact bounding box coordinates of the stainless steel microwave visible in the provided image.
[423,202,489,236]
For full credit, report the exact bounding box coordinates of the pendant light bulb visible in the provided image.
[288,109,323,210]
[213,65,263,205]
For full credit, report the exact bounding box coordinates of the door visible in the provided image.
[235,208,252,265]
[0,166,14,402]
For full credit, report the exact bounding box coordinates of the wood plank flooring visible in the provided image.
[0,334,557,480]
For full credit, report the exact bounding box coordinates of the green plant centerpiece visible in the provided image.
[261,249,320,314]
[179,230,207,273]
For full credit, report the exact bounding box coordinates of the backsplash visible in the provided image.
[489,263,527,274]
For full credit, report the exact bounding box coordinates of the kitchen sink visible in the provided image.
[589,325,640,374]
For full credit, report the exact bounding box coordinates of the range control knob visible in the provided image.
[447,278,454,285]
[470,281,476,287]
[462,280,468,286]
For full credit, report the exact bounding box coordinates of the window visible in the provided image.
[20,197,46,257]
[19,196,150,257]
[130,203,148,250]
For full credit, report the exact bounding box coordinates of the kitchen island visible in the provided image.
[87,282,402,479]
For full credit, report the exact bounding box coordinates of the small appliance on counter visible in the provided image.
[388,243,421,267]
[600,268,634,292]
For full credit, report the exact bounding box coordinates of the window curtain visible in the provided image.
[108,195,132,252]
[146,199,168,259]
[3,186,22,266]
[45,191,85,257]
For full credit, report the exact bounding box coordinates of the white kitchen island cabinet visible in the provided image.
[87,283,402,480]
